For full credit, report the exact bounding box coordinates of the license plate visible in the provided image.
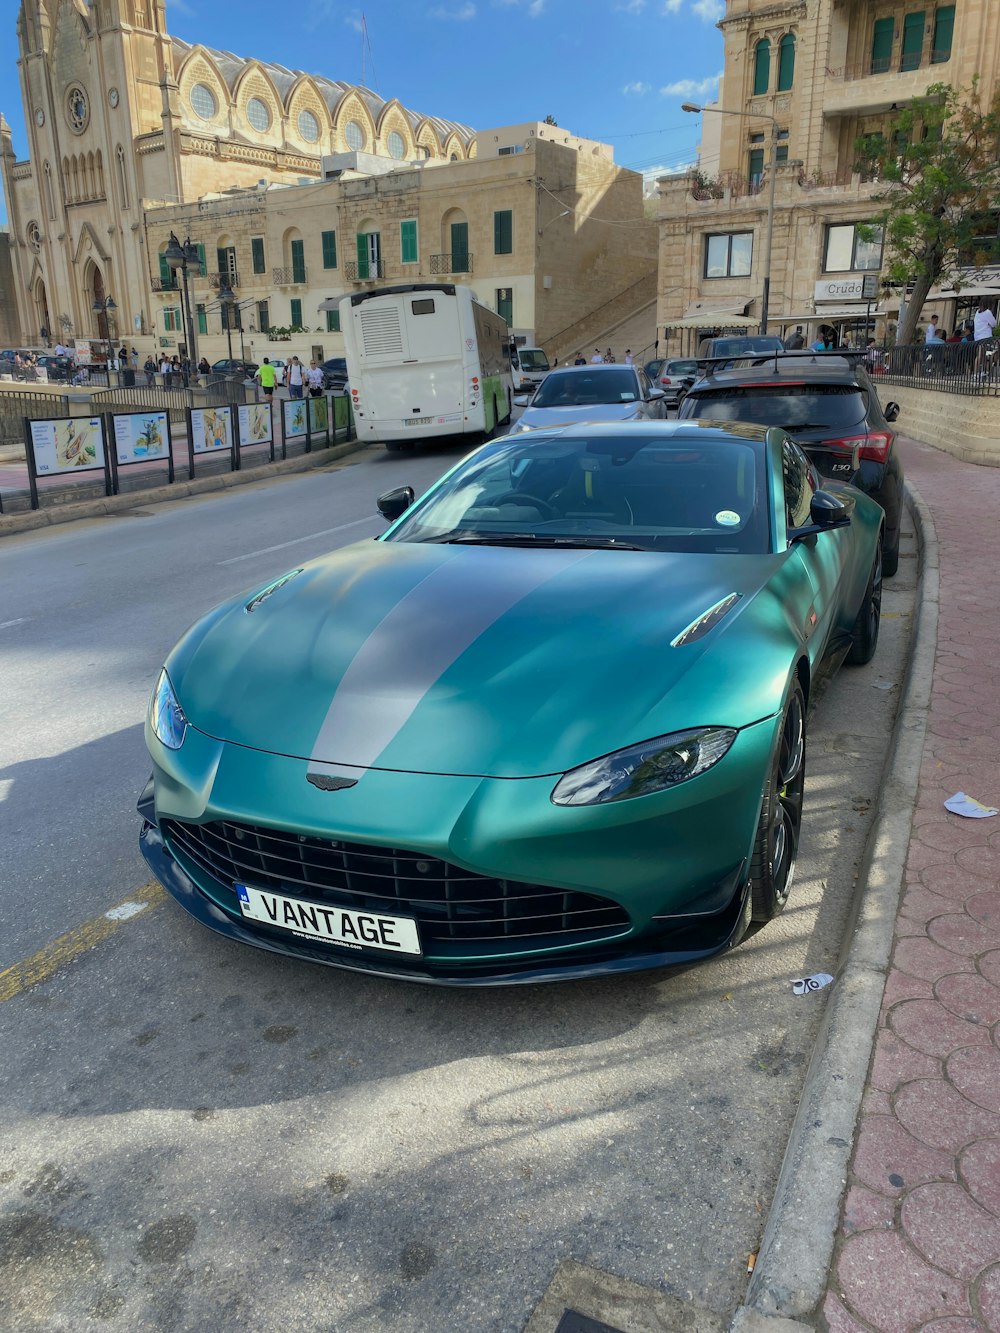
[235,884,421,956]
[404,416,432,426]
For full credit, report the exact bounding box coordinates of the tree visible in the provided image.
[543,114,558,126]
[853,81,1000,345]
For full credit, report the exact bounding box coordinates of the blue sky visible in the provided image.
[0,0,726,224]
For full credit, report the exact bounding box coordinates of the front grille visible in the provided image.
[163,819,630,947]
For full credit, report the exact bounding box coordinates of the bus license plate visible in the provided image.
[235,883,422,955]
[405,416,432,426]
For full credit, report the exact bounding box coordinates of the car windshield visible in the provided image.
[666,360,699,374]
[531,369,640,407]
[385,432,769,555]
[518,350,549,370]
[711,338,784,357]
[684,384,869,431]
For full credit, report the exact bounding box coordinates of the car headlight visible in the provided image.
[149,668,188,750]
[551,727,737,806]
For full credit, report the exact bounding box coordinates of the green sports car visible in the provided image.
[138,420,885,985]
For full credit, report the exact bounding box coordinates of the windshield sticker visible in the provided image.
[620,393,636,401]
[715,510,741,527]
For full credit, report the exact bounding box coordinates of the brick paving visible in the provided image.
[822,436,1000,1333]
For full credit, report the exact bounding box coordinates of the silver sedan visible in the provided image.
[514,363,667,431]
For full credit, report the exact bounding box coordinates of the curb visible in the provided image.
[730,481,939,1329]
[0,436,371,537]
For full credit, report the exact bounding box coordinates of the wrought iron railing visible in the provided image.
[430,253,473,275]
[874,341,1000,396]
[273,266,308,285]
[0,389,70,449]
[824,48,953,81]
[150,276,179,292]
[209,272,241,290]
[344,260,386,281]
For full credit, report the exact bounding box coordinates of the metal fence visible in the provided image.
[89,377,253,425]
[874,342,1000,396]
[0,390,71,450]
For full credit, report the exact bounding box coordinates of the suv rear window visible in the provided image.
[683,384,868,431]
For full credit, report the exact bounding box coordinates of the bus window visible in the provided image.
[412,299,435,315]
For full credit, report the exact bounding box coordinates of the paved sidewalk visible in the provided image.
[821,436,1000,1333]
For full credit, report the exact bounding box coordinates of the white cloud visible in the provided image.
[691,0,724,20]
[430,1,476,15]
[659,71,722,99]
[662,0,683,11]
[617,0,646,11]
[623,81,651,95]
[494,0,545,15]
[165,0,196,14]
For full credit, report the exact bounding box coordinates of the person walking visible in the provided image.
[784,325,805,350]
[604,347,615,363]
[590,349,603,364]
[973,299,996,342]
[197,356,211,377]
[256,358,277,404]
[624,349,633,365]
[286,356,306,399]
[924,313,940,343]
[574,351,586,365]
[306,360,324,397]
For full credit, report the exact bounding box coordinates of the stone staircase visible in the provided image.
[545,271,658,368]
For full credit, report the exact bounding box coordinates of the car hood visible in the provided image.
[167,540,784,778]
[519,401,644,429]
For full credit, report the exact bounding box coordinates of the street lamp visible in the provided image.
[164,231,200,368]
[682,101,779,335]
[92,295,118,378]
[217,280,239,367]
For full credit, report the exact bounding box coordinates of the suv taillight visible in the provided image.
[823,431,892,465]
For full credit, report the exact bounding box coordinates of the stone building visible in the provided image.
[1,1,656,363]
[658,0,998,347]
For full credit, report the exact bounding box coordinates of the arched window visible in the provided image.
[777,33,796,91]
[116,145,129,209]
[95,149,105,197]
[43,161,56,219]
[753,38,771,96]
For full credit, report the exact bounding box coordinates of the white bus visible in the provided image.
[342,284,513,450]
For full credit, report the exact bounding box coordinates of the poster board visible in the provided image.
[306,394,330,446]
[109,409,173,488]
[190,405,233,454]
[25,415,111,509]
[237,401,273,448]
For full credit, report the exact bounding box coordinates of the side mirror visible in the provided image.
[377,485,414,522]
[884,401,900,422]
[513,394,530,408]
[789,490,851,544]
[648,387,666,400]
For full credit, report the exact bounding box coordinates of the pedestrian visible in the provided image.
[624,348,633,365]
[591,349,603,364]
[286,356,306,399]
[306,359,324,397]
[130,346,139,369]
[574,351,586,365]
[143,354,156,387]
[605,347,615,363]
[118,343,128,367]
[256,357,277,403]
[810,325,835,352]
[197,356,210,377]
[974,299,996,342]
[784,325,805,350]
[924,314,939,343]
[180,355,191,388]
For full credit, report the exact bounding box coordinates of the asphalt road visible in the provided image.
[0,435,917,1332]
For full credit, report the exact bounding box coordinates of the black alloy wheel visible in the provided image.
[750,680,806,922]
[847,536,883,666]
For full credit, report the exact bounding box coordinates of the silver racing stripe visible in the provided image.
[307,548,591,778]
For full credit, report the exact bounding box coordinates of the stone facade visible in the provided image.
[658,0,1000,347]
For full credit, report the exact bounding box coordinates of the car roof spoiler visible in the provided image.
[697,348,868,378]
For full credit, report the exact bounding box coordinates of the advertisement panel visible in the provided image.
[112,411,169,465]
[307,394,329,443]
[191,406,233,454]
[283,398,307,440]
[237,402,273,446]
[30,417,105,474]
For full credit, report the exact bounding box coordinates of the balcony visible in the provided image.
[344,260,386,282]
[150,276,178,292]
[273,266,307,285]
[209,271,240,290]
[431,253,473,275]
[821,53,950,116]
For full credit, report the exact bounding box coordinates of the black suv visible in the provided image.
[678,353,904,574]
[321,357,348,390]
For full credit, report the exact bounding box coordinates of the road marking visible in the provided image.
[0,618,29,632]
[0,882,166,1005]
[218,517,376,565]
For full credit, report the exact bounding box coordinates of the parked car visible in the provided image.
[510,345,550,392]
[211,358,258,379]
[138,420,884,984]
[321,357,348,390]
[678,352,903,574]
[515,363,667,430]
[645,357,700,407]
[35,354,75,382]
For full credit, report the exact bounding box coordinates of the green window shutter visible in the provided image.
[901,11,925,71]
[251,238,265,274]
[871,17,894,72]
[494,210,513,255]
[400,219,417,264]
[775,144,789,164]
[496,288,513,325]
[291,239,306,283]
[753,39,770,95]
[326,308,341,332]
[451,221,469,273]
[216,246,229,276]
[194,243,206,276]
[257,301,269,333]
[158,252,174,288]
[322,230,338,268]
[196,304,207,335]
[777,33,795,91]
[931,4,954,62]
[290,298,303,327]
[356,232,369,280]
[748,149,765,184]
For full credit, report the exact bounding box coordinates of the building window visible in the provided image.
[326,308,341,332]
[356,231,381,279]
[257,300,270,333]
[290,239,306,283]
[157,252,177,289]
[246,98,271,132]
[400,219,418,264]
[753,39,771,96]
[115,146,129,210]
[777,33,796,91]
[163,307,181,331]
[321,230,337,269]
[931,4,954,62]
[191,84,217,120]
[494,209,513,255]
[871,17,894,73]
[197,304,207,335]
[298,110,320,142]
[824,222,884,272]
[498,145,523,156]
[251,237,266,274]
[217,245,237,283]
[451,221,469,273]
[290,298,303,327]
[748,148,765,188]
[387,130,406,159]
[496,288,513,326]
[900,11,925,72]
[345,120,365,151]
[705,232,753,278]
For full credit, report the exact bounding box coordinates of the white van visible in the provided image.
[510,345,550,392]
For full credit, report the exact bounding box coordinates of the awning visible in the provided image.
[777,307,890,322]
[934,284,1000,299]
[317,297,341,312]
[668,307,757,329]
[682,298,751,319]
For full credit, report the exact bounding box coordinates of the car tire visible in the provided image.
[881,533,899,578]
[384,441,402,453]
[847,535,883,665]
[750,679,805,923]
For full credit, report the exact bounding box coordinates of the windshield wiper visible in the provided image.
[435,532,648,551]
